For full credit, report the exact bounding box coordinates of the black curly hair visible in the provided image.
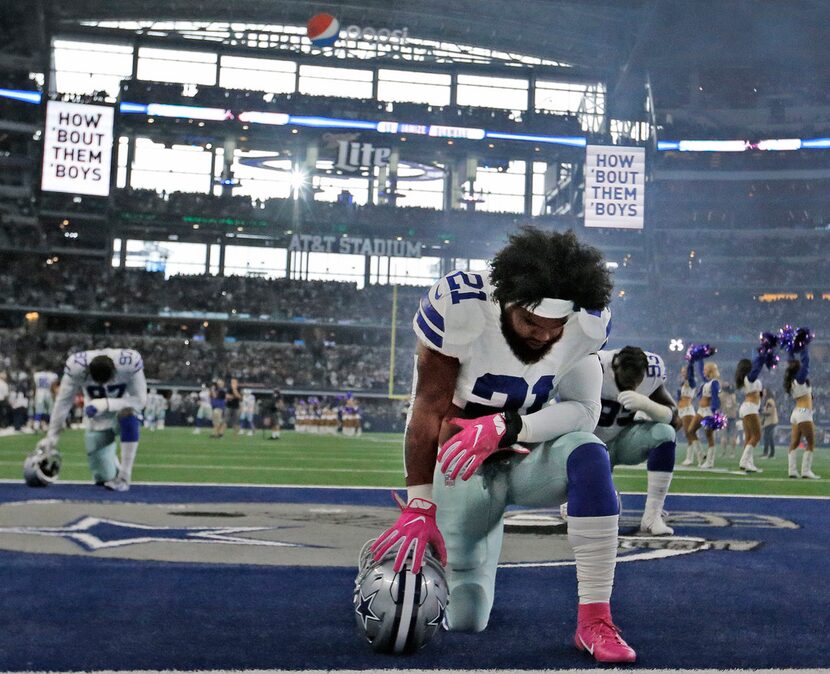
[490,228,613,311]
[612,346,648,391]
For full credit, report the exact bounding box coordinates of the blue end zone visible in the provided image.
[2,483,829,670]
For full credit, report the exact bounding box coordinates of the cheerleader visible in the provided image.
[687,359,721,469]
[735,353,765,473]
[784,342,818,479]
[678,365,699,466]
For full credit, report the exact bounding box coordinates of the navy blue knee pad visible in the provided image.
[566,442,619,517]
[119,414,140,442]
[647,440,676,472]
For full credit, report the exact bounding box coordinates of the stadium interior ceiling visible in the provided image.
[1,0,829,398]
[8,1,830,92]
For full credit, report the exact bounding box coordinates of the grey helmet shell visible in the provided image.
[353,538,448,654]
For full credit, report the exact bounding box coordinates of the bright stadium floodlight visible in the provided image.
[290,169,307,194]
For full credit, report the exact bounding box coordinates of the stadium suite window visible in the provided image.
[382,256,443,287]
[219,55,297,93]
[51,39,133,100]
[534,80,593,114]
[129,139,212,195]
[372,164,445,210]
[376,69,451,106]
[227,150,294,200]
[456,74,528,111]
[224,245,287,280]
[111,240,208,278]
[298,65,373,99]
[314,161,369,205]
[474,160,527,214]
[296,252,367,287]
[136,47,218,86]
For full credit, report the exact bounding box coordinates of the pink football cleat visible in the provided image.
[574,602,636,663]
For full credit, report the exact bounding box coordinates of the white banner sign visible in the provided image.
[583,145,645,229]
[41,101,114,197]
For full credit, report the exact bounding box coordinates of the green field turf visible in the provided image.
[2,427,829,497]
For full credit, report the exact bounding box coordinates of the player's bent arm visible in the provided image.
[46,374,79,439]
[649,385,682,429]
[405,343,459,498]
[107,369,148,413]
[517,354,602,443]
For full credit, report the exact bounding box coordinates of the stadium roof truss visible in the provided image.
[76,20,571,69]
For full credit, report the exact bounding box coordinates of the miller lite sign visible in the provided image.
[335,140,391,173]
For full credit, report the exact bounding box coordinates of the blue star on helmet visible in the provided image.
[355,589,382,630]
[427,599,446,628]
[0,516,314,552]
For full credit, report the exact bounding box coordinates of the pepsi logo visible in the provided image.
[307,13,340,47]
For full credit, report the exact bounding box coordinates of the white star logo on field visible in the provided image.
[0,516,309,552]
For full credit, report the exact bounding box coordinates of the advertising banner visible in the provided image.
[41,101,114,197]
[584,145,645,229]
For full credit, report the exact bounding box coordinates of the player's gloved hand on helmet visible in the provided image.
[85,398,109,418]
[438,412,527,481]
[36,434,58,453]
[371,495,447,574]
[618,390,672,424]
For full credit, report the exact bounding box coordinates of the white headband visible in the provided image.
[523,298,575,319]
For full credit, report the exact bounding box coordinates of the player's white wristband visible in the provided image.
[407,483,433,502]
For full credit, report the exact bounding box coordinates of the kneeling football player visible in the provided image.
[34,348,147,492]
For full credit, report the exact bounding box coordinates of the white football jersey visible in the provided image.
[242,393,256,414]
[199,388,211,406]
[594,349,666,443]
[49,348,147,432]
[413,270,610,417]
[34,371,58,392]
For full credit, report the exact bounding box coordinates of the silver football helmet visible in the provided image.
[353,538,449,654]
[23,447,62,487]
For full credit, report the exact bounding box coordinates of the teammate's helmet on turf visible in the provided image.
[23,447,62,487]
[353,538,448,654]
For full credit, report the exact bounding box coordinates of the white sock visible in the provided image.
[802,451,814,475]
[740,444,753,466]
[684,443,694,463]
[119,441,138,481]
[644,471,672,518]
[568,515,618,604]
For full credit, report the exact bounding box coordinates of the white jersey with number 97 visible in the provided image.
[49,348,148,433]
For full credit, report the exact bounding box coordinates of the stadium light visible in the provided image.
[290,169,308,194]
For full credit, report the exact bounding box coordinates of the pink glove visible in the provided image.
[438,413,528,481]
[371,496,447,574]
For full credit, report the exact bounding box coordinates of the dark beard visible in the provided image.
[500,310,556,364]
